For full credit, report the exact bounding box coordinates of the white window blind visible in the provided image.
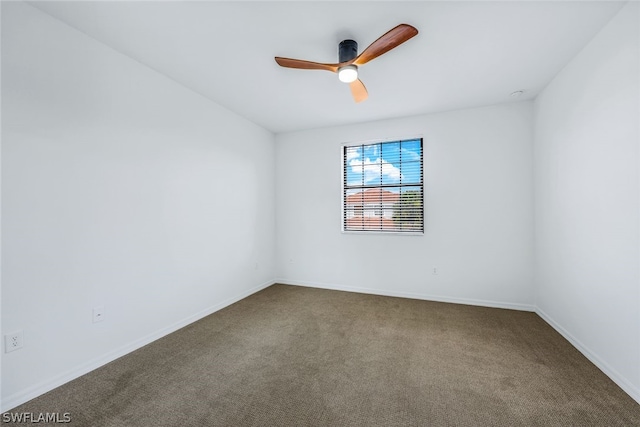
[343,139,423,233]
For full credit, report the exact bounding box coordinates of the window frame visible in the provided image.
[341,137,424,235]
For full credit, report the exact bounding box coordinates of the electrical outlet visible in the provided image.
[93,306,105,323]
[5,331,24,353]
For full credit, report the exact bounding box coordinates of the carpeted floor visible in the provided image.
[5,284,640,426]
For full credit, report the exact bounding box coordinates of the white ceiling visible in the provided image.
[30,1,625,134]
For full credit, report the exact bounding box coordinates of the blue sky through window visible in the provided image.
[345,139,422,188]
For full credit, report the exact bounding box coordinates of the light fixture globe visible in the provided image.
[338,65,358,83]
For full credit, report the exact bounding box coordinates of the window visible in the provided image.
[343,138,423,233]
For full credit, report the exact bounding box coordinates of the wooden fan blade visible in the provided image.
[275,57,339,73]
[353,24,418,66]
[350,79,368,103]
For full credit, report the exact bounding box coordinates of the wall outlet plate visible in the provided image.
[5,331,24,353]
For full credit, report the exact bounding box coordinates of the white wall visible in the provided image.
[0,0,4,401]
[1,2,275,410]
[276,102,534,310]
[533,1,640,402]
[3,0,638,413]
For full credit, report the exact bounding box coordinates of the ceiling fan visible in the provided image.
[275,24,418,103]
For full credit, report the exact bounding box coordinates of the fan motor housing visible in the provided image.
[339,39,358,62]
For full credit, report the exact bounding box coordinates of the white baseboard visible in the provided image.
[1,279,275,413]
[5,280,638,411]
[535,307,640,405]
[275,278,536,312]
[279,279,640,404]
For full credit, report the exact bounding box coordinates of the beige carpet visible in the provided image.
[5,284,640,426]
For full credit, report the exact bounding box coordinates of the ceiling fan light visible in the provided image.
[338,65,358,83]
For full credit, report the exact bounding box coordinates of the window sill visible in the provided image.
[341,230,424,236]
